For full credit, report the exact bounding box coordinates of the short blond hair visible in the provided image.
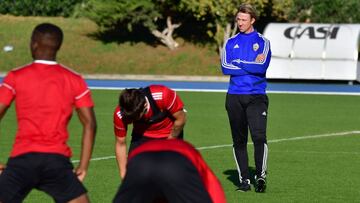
[237,3,258,20]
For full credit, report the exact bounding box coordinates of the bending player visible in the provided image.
[113,85,186,179]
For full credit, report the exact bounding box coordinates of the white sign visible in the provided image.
[263,23,360,81]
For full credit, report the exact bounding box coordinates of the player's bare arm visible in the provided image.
[0,103,9,174]
[169,109,186,139]
[0,163,5,175]
[115,136,127,179]
[75,107,97,182]
[0,103,9,121]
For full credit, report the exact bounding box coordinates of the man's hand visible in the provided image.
[115,136,127,180]
[74,167,87,182]
[0,163,6,175]
[167,134,177,139]
[120,170,126,180]
[169,110,186,139]
[255,54,265,63]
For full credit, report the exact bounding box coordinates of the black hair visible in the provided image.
[32,23,63,50]
[119,89,146,120]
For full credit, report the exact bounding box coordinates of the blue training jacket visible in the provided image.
[221,30,271,95]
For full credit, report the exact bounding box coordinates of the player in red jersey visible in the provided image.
[0,23,96,203]
[113,139,227,203]
[113,85,186,179]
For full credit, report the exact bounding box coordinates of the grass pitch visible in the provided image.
[1,90,360,202]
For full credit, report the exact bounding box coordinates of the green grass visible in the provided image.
[1,91,360,202]
[0,15,221,76]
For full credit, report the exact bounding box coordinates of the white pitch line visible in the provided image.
[270,150,360,155]
[89,87,360,96]
[195,130,360,150]
[267,130,360,143]
[72,130,360,163]
[267,91,360,96]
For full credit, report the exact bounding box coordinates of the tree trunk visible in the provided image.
[151,16,181,50]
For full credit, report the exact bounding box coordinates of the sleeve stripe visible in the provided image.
[1,83,16,95]
[221,44,242,70]
[114,125,125,130]
[75,89,90,100]
[221,33,243,70]
[167,92,177,110]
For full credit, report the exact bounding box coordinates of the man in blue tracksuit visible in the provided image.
[221,3,271,193]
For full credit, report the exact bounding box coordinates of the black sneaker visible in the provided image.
[236,179,251,192]
[255,178,266,193]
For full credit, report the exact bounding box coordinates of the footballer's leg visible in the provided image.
[0,154,36,203]
[37,154,89,203]
[226,94,251,191]
[247,94,269,192]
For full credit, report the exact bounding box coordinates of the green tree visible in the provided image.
[0,0,84,17]
[84,0,183,50]
[287,0,360,23]
[271,0,293,22]
[181,0,270,56]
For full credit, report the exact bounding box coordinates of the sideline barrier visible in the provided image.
[263,23,360,82]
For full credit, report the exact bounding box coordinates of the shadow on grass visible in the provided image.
[223,167,256,188]
[86,21,213,47]
[87,25,158,46]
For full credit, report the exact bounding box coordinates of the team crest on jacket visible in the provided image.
[253,43,259,51]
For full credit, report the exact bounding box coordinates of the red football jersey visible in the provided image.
[129,139,227,203]
[0,60,94,157]
[113,85,184,138]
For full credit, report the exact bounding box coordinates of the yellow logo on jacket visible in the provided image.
[253,43,259,51]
